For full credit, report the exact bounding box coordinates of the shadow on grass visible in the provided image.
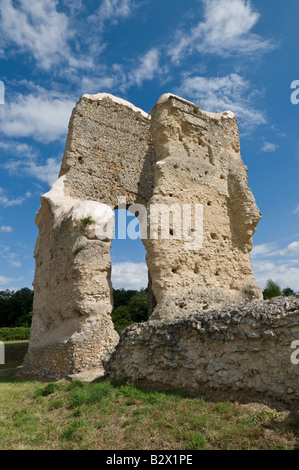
[0,341,28,383]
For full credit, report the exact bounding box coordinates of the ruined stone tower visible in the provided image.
[21,92,262,380]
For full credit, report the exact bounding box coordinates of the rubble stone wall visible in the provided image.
[108,296,299,400]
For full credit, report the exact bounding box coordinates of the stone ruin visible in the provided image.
[21,93,299,399]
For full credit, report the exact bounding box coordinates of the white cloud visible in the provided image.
[23,158,61,186]
[251,243,277,258]
[280,241,299,257]
[0,0,139,74]
[0,275,24,289]
[128,48,160,87]
[89,0,136,26]
[0,275,14,286]
[0,188,25,207]
[9,260,21,268]
[81,75,119,95]
[0,245,22,269]
[0,188,32,207]
[293,204,299,215]
[111,262,148,290]
[0,90,75,142]
[252,240,299,291]
[0,0,137,72]
[261,142,277,152]
[253,259,299,292]
[177,73,266,127]
[0,0,72,70]
[168,0,273,62]
[0,225,13,233]
[3,156,61,186]
[80,47,161,93]
[0,141,34,157]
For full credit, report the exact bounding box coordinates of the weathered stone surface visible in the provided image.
[22,92,262,380]
[146,93,262,318]
[107,296,299,399]
[22,94,153,380]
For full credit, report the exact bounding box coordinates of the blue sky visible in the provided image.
[0,0,298,292]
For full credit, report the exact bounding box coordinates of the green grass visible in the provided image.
[0,342,299,450]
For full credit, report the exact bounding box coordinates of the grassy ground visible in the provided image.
[1,342,299,450]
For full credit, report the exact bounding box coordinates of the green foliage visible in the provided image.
[193,106,199,114]
[48,398,65,410]
[263,280,282,300]
[60,418,89,442]
[15,311,33,328]
[36,382,61,397]
[0,327,30,341]
[80,216,94,230]
[113,288,137,310]
[69,381,115,408]
[282,287,295,297]
[0,288,33,328]
[262,280,296,300]
[186,431,206,450]
[128,289,148,323]
[111,288,148,333]
[112,305,134,334]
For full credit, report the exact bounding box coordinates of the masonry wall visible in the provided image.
[59,93,155,207]
[108,296,299,400]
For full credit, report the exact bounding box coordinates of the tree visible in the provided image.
[113,288,137,310]
[111,305,134,334]
[282,287,295,297]
[128,289,148,323]
[0,288,33,327]
[0,290,13,327]
[111,288,149,333]
[263,280,282,300]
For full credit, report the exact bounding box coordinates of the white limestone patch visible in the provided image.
[82,92,150,119]
[157,93,197,107]
[157,93,235,120]
[201,110,236,120]
[43,176,75,228]
[70,200,114,240]
[42,176,114,239]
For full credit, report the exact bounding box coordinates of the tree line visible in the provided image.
[262,280,296,300]
[0,287,148,333]
[0,288,33,328]
[0,281,296,334]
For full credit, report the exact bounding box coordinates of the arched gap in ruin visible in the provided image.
[110,209,151,322]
